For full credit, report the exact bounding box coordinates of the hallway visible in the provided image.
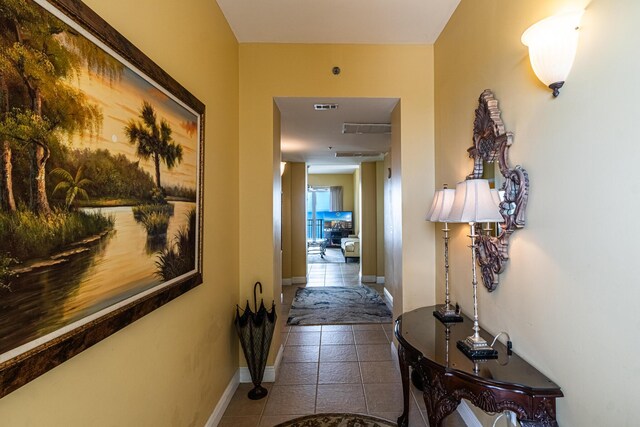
[219,265,466,427]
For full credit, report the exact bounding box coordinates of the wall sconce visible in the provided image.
[521,11,583,97]
[280,161,286,176]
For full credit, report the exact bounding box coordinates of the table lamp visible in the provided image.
[447,179,503,359]
[426,185,462,323]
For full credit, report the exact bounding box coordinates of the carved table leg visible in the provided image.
[519,397,559,427]
[417,367,460,427]
[397,344,410,427]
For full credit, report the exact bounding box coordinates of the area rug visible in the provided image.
[308,248,346,264]
[287,286,392,325]
[275,413,396,427]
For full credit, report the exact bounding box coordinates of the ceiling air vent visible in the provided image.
[335,152,385,158]
[314,103,339,111]
[342,123,391,134]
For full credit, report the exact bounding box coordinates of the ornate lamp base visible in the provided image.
[432,305,463,323]
[456,337,498,360]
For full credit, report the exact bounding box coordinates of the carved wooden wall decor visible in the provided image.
[467,90,529,291]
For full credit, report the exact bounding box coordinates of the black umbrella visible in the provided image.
[235,281,277,400]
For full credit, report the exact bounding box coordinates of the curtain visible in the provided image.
[330,186,343,211]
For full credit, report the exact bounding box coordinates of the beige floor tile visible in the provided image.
[290,325,321,332]
[258,415,298,427]
[371,400,426,427]
[218,416,260,427]
[318,361,362,384]
[282,345,319,363]
[276,362,318,385]
[287,332,321,346]
[354,330,390,345]
[321,331,355,345]
[363,382,404,413]
[322,325,352,331]
[441,410,467,427]
[383,329,395,342]
[315,384,367,413]
[223,384,270,416]
[360,361,401,384]
[319,345,358,362]
[356,344,392,361]
[263,384,316,415]
[411,382,427,411]
[353,324,385,331]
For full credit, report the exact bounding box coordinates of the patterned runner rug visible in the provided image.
[287,286,392,325]
[275,413,396,427]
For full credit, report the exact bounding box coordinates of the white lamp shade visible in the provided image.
[426,188,456,222]
[490,189,502,208]
[448,179,503,223]
[521,11,583,86]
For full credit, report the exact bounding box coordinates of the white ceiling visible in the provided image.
[216,0,461,44]
[276,97,398,165]
[222,1,460,171]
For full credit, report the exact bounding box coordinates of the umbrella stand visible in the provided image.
[235,281,277,400]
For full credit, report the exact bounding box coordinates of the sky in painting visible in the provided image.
[66,60,199,190]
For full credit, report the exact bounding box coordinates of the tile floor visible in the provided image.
[220,257,466,427]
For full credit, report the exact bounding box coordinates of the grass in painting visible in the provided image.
[156,209,196,281]
[0,209,114,263]
[132,204,175,221]
[0,255,16,290]
[139,212,170,236]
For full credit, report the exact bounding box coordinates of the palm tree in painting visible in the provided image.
[125,102,183,193]
[50,166,92,210]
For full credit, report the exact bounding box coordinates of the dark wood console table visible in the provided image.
[395,306,563,427]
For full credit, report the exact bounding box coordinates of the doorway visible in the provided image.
[278,97,397,290]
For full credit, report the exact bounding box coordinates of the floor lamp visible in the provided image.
[447,179,503,360]
[426,186,462,323]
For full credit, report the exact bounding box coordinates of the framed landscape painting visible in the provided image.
[0,0,205,396]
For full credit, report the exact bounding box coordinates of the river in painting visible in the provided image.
[0,201,195,357]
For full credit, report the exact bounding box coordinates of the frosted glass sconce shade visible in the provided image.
[448,179,502,224]
[426,188,456,223]
[521,11,583,97]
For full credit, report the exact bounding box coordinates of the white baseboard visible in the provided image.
[282,278,292,286]
[292,276,307,284]
[239,344,284,383]
[383,287,393,305]
[457,400,483,427]
[376,276,385,284]
[204,370,239,427]
[361,275,376,283]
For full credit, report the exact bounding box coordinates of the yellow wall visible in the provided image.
[360,162,377,279]
[290,163,308,281]
[0,0,239,425]
[435,0,639,425]
[281,164,292,280]
[308,173,355,213]
[239,44,437,345]
[353,167,361,236]
[375,161,385,278]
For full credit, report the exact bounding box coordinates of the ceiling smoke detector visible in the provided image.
[342,123,391,134]
[335,152,384,158]
[314,103,339,111]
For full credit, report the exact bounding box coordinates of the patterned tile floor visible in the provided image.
[220,256,466,427]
